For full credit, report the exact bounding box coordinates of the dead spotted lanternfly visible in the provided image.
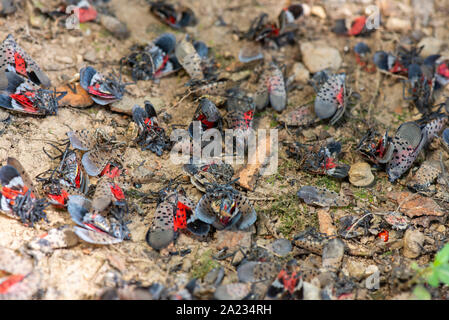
[146,187,209,250]
[132,101,171,156]
[0,34,66,115]
[1,0,449,302]
[0,158,49,225]
[80,66,131,105]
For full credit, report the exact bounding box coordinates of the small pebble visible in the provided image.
[322,238,345,271]
[403,229,425,259]
[214,283,251,300]
[386,17,412,32]
[418,37,442,56]
[291,62,310,84]
[55,56,74,64]
[300,41,342,73]
[349,162,374,187]
[311,6,326,19]
[268,238,292,257]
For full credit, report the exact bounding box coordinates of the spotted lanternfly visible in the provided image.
[407,160,441,195]
[0,158,48,226]
[254,62,287,112]
[418,112,447,143]
[297,186,350,208]
[403,63,435,114]
[293,228,332,255]
[237,261,278,283]
[377,230,389,242]
[294,141,350,179]
[238,42,264,63]
[191,183,257,232]
[266,259,303,300]
[0,72,66,115]
[149,1,197,30]
[356,129,393,165]
[354,42,376,73]
[374,45,425,77]
[314,73,348,125]
[132,101,170,156]
[188,98,223,137]
[0,34,51,89]
[435,59,449,88]
[67,129,122,177]
[175,36,210,83]
[373,51,407,75]
[36,144,90,208]
[121,33,181,81]
[192,80,235,98]
[27,225,79,254]
[67,177,130,245]
[183,160,234,193]
[0,246,40,299]
[80,66,131,105]
[214,283,252,300]
[382,211,409,230]
[70,1,97,23]
[241,5,303,48]
[348,16,375,36]
[333,16,377,37]
[225,88,256,140]
[387,121,427,182]
[278,105,317,127]
[146,188,209,250]
[309,69,332,92]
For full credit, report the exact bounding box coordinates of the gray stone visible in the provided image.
[403,229,425,258]
[300,41,342,73]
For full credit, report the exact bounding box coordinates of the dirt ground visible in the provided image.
[1,0,449,300]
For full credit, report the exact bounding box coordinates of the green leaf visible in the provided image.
[437,264,449,285]
[434,243,449,266]
[413,285,431,300]
[427,271,440,287]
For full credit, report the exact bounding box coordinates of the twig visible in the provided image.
[378,69,407,80]
[246,196,276,201]
[170,90,193,109]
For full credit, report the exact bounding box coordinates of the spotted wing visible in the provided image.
[314,74,345,120]
[0,72,44,114]
[67,130,95,151]
[194,193,216,225]
[81,148,109,177]
[268,63,286,112]
[253,69,269,111]
[146,200,176,250]
[234,192,257,230]
[0,34,51,89]
[6,157,37,196]
[175,38,204,80]
[73,226,123,245]
[237,261,277,283]
[91,177,113,212]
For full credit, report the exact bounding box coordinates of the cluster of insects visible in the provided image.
[1,0,449,301]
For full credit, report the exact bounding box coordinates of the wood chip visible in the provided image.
[235,132,274,191]
[57,83,94,108]
[317,208,337,236]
